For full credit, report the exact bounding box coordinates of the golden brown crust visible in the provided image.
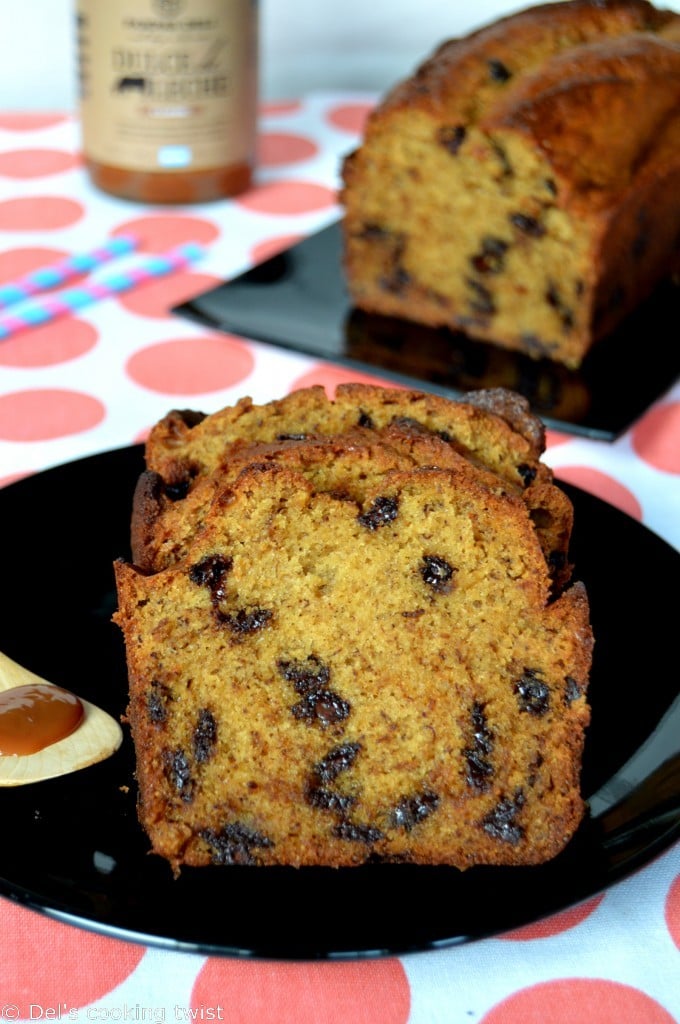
[133,385,572,591]
[341,0,680,367]
[486,34,680,209]
[370,0,677,126]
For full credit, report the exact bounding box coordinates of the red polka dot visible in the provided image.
[631,401,680,474]
[0,247,67,286]
[0,197,84,232]
[258,132,319,167]
[545,428,573,449]
[554,465,642,520]
[191,958,410,1024]
[259,100,302,117]
[250,234,302,265]
[290,363,405,395]
[112,216,219,253]
[1,900,145,1014]
[0,318,98,368]
[664,873,680,950]
[0,389,105,441]
[119,271,221,319]
[0,470,31,488]
[0,113,68,131]
[126,335,254,395]
[237,180,336,216]
[134,425,151,444]
[499,895,604,940]
[326,102,374,135]
[0,148,79,179]
[481,979,675,1024]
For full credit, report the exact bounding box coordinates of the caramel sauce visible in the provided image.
[0,684,84,756]
[84,159,253,204]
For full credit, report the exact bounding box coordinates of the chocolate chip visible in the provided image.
[306,786,356,814]
[510,212,545,237]
[218,607,273,637]
[162,457,200,499]
[390,789,440,831]
[380,266,411,294]
[465,278,496,316]
[276,433,309,441]
[491,141,514,180]
[546,282,574,331]
[471,702,493,754]
[470,236,508,274]
[515,669,550,715]
[488,58,512,82]
[292,690,351,727]
[200,822,274,865]
[517,463,537,487]
[357,411,375,428]
[359,223,390,241]
[193,708,217,764]
[465,749,494,789]
[481,791,525,844]
[305,743,360,815]
[437,124,466,155]
[333,821,384,844]
[147,679,171,724]
[313,742,361,783]
[278,655,331,694]
[564,676,583,703]
[464,701,494,790]
[189,554,232,599]
[358,495,399,530]
[420,555,456,594]
[164,478,191,501]
[162,748,193,801]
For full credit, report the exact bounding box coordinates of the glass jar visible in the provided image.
[76,0,258,203]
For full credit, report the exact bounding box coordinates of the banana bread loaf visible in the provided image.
[133,384,574,592]
[114,453,592,873]
[340,0,680,368]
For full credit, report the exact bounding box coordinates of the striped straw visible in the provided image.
[0,234,139,309]
[0,242,205,340]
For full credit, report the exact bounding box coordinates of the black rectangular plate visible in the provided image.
[174,220,680,440]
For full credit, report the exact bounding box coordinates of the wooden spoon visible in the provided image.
[0,650,123,786]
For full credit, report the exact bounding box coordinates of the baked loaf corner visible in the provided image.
[340,0,680,368]
[114,385,593,873]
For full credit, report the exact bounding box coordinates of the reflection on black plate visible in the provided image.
[0,447,679,959]
[174,220,680,441]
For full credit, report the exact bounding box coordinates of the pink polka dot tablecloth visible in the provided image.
[1,94,680,1023]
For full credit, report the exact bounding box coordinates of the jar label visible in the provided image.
[77,0,258,174]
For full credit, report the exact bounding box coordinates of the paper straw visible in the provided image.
[0,242,205,340]
[0,235,139,309]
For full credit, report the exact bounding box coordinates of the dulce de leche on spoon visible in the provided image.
[0,650,122,786]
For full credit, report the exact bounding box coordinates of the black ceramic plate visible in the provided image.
[175,221,680,441]
[0,446,679,959]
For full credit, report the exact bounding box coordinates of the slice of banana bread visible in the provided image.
[114,455,592,873]
[134,384,573,592]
